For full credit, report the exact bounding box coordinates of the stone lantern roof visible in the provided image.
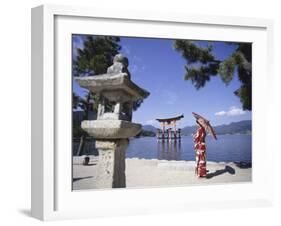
[75,73,149,102]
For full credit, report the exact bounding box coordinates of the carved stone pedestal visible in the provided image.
[95,139,128,188]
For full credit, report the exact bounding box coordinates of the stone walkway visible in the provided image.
[72,156,252,190]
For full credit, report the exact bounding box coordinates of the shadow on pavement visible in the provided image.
[206,165,235,179]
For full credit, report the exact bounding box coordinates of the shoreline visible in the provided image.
[73,156,252,190]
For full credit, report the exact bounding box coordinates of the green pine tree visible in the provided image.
[73,36,121,76]
[173,40,252,110]
[73,36,121,156]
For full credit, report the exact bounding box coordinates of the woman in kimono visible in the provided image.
[193,118,207,178]
[192,112,217,178]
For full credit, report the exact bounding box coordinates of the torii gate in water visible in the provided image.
[156,114,184,141]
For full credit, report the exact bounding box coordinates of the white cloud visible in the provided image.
[133,55,141,62]
[129,55,146,73]
[131,64,139,73]
[215,106,246,117]
[227,106,246,116]
[215,111,227,116]
[145,119,158,126]
[146,119,155,124]
[122,45,131,56]
[141,65,146,70]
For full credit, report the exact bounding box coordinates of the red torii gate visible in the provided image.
[156,114,184,141]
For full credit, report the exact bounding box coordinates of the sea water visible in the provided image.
[126,135,252,163]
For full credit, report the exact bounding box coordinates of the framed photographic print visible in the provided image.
[31,4,274,221]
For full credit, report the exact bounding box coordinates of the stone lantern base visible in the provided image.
[95,139,129,188]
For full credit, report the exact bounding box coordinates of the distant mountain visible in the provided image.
[142,120,252,136]
[138,125,159,137]
[181,125,198,136]
[213,120,252,135]
[142,125,158,133]
[181,120,252,135]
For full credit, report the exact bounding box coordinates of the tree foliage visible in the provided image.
[73,36,121,76]
[73,92,101,155]
[173,40,252,110]
[73,35,143,113]
[72,92,98,117]
[72,35,121,117]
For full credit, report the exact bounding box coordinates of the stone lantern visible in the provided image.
[75,54,149,188]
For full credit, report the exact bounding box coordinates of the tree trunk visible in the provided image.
[76,134,86,156]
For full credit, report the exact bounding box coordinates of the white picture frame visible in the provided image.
[31,4,274,221]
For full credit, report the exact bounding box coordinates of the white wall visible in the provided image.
[0,0,280,225]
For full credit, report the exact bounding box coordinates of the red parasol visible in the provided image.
[192,112,217,140]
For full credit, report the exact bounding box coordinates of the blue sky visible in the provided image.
[72,35,252,127]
